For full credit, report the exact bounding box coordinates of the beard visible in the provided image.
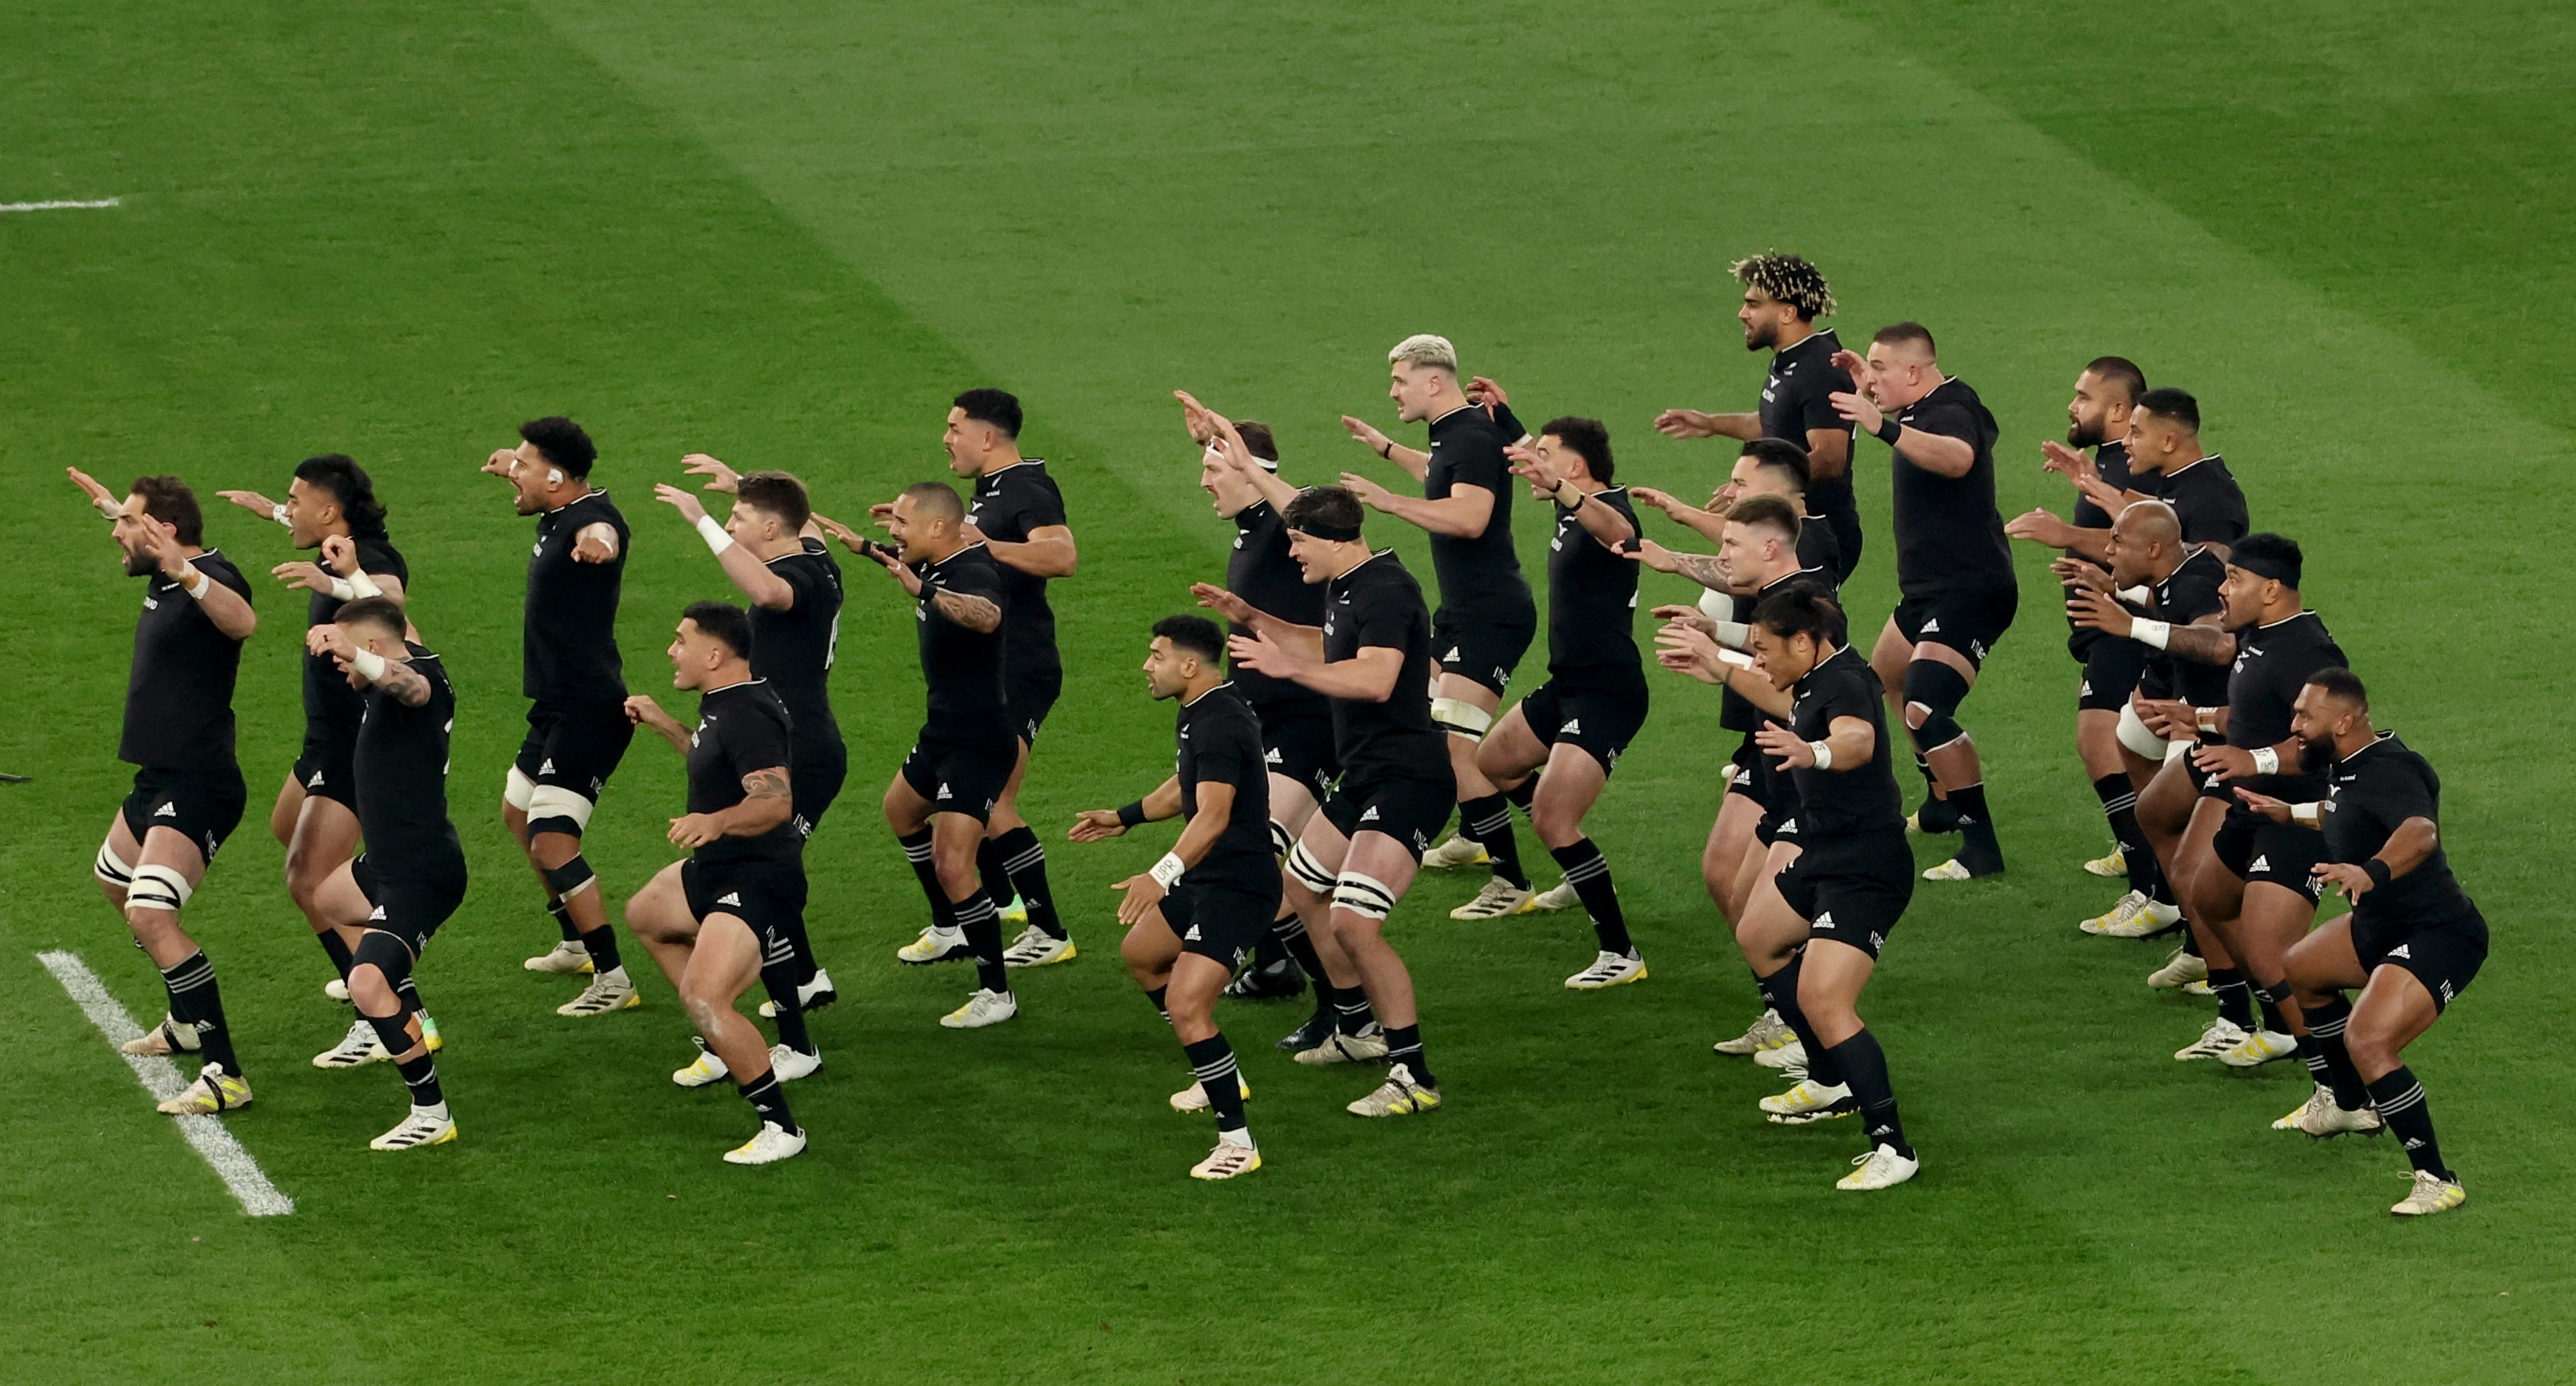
[2296,732,2338,772]
[2066,418,2104,447]
[1744,319,1778,352]
[124,551,160,577]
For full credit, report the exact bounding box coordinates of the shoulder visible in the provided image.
[358,535,406,571]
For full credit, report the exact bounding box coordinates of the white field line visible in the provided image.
[0,198,120,213]
[37,950,293,1217]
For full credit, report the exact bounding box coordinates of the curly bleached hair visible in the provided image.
[1729,252,1835,322]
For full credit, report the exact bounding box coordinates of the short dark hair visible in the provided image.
[953,388,1023,439]
[1730,252,1835,321]
[1872,321,1937,356]
[292,455,389,537]
[1152,614,1227,664]
[681,599,753,660]
[1750,587,1847,648]
[1739,437,1810,491]
[1726,493,1802,546]
[2229,532,2303,589]
[1233,420,1279,463]
[2133,387,2201,433]
[520,416,598,478]
[2084,356,2147,404]
[129,475,204,545]
[2306,666,2368,711]
[1539,416,1613,482]
[736,470,811,533]
[332,595,406,640]
[900,481,965,522]
[1284,485,1364,537]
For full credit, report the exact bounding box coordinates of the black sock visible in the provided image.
[363,1004,442,1106]
[2302,996,2369,1109]
[577,922,622,974]
[1145,985,1170,1022]
[1460,793,1528,889]
[547,896,580,944]
[1184,1034,1249,1134]
[1913,752,1940,796]
[2365,1066,2450,1181]
[1761,952,1843,1089]
[1502,779,1537,815]
[1950,781,2002,861]
[1548,838,1630,955]
[953,889,1009,994]
[992,826,1065,941]
[2180,929,2203,958]
[396,975,424,1018]
[1825,1028,1909,1158]
[1250,933,1289,968]
[974,838,1015,918]
[1383,1023,1436,1090]
[898,829,950,928]
[1335,992,1377,1037]
[2209,966,2255,1029]
[2093,772,2159,897]
[1272,911,1330,985]
[737,1070,799,1136]
[2252,980,2292,1036]
[318,931,355,983]
[161,951,241,1078]
[775,910,821,987]
[760,956,813,1054]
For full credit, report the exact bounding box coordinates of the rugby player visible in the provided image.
[1071,617,1278,1179]
[621,602,811,1164]
[68,470,259,1115]
[1630,437,1840,598]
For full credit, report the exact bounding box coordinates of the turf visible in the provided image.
[2,2,2570,1382]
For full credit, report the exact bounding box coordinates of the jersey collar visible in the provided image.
[1182,680,1236,708]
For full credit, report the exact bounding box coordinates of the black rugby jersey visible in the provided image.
[1889,377,2013,598]
[1226,500,1327,711]
[1761,330,1857,540]
[2322,733,2479,929]
[2142,455,2249,548]
[304,535,410,739]
[1545,487,1644,683]
[1796,516,1841,581]
[122,550,253,773]
[1722,564,1835,734]
[353,644,464,881]
[2136,547,2231,707]
[2070,440,2134,533]
[1421,405,1534,623]
[1174,682,1274,889]
[966,461,1067,682]
[914,544,1011,728]
[2218,610,2346,800]
[754,538,843,745]
[686,678,800,869]
[524,490,629,713]
[1321,551,1447,780]
[1781,645,1904,840]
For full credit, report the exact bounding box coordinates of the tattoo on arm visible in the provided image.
[2164,622,2236,664]
[931,590,1003,633]
[741,767,791,802]
[380,663,432,707]
[1673,552,1731,592]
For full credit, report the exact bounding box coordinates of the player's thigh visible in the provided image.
[683,913,764,1002]
[1868,616,1911,695]
[1435,671,1502,714]
[310,858,373,929]
[268,772,305,845]
[1704,792,1759,878]
[1733,870,1808,969]
[1339,830,1421,906]
[1165,951,1232,1025]
[2237,880,2317,954]
[100,808,145,878]
[1476,703,1548,784]
[1796,936,1878,1036]
[1267,772,1319,838]
[1909,643,1979,692]
[286,792,362,880]
[2347,964,2441,1070]
[1530,741,1608,844]
[135,824,210,887]
[625,860,694,938]
[1120,910,1183,975]
[882,770,933,831]
[2286,912,2368,997]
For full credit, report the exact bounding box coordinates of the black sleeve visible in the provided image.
[2377,761,2439,825]
[358,536,409,583]
[211,558,255,604]
[933,563,1008,606]
[725,706,794,779]
[775,556,825,611]
[1193,719,1264,799]
[1020,477,1069,531]
[1904,396,1978,443]
[1351,587,1418,653]
[1797,369,1851,436]
[1448,436,1510,497]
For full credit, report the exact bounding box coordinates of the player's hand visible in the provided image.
[1467,375,1510,410]
[623,694,679,732]
[272,560,337,594]
[1754,721,1814,768]
[1340,415,1395,457]
[1829,389,1884,434]
[1505,442,1562,494]
[867,501,897,526]
[307,623,354,660]
[810,513,873,556]
[216,489,280,519]
[2039,439,2099,487]
[1111,873,1167,926]
[482,447,518,478]
[668,813,725,849]
[653,482,710,525]
[2065,588,2135,637]
[2191,743,2257,780]
[1651,408,1720,439]
[1336,472,1398,511]
[1650,603,1717,636]
[1828,347,1867,381]
[679,454,741,494]
[68,466,121,516]
[2312,862,2374,900]
[2049,556,2114,594]
[1069,809,1128,843]
[2232,788,2296,823]
[1653,621,1730,685]
[1190,581,1255,625]
[1227,631,1298,679]
[2005,508,2076,548]
[1174,390,1218,446]
[1630,485,1681,514]
[571,530,616,563]
[2133,696,2195,738]
[1623,538,1682,574]
[318,534,358,575]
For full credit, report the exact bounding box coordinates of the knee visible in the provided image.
[1902,662,1970,749]
[347,962,396,1013]
[1117,931,1161,981]
[1530,799,1580,847]
[934,858,980,901]
[679,989,728,1035]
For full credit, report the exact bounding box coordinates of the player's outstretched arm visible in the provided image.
[67,467,122,520]
[1231,634,1397,701]
[1757,714,1874,771]
[1070,775,1183,842]
[1190,581,1320,653]
[311,625,430,707]
[1836,387,1974,477]
[623,695,692,754]
[930,589,1001,633]
[135,521,256,640]
[658,482,795,609]
[1340,415,1429,481]
[1195,407,1300,513]
[1338,469,1494,539]
[1628,542,1732,594]
[215,489,288,526]
[1630,486,1728,544]
[2311,816,2439,901]
[1650,408,1759,442]
[1110,779,1236,925]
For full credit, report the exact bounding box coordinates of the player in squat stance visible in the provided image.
[67,470,260,1115]
[1072,617,1279,1179]
[621,602,811,1163]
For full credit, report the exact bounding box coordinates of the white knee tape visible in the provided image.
[127,864,194,914]
[1286,841,1340,895]
[95,842,135,888]
[2164,737,2195,766]
[1431,696,1493,741]
[1332,873,1398,921]
[525,784,597,831]
[2116,703,2176,761]
[1269,819,1297,858]
[505,765,538,813]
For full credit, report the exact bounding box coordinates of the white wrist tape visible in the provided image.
[351,648,389,683]
[346,568,382,599]
[695,513,735,556]
[1717,648,1755,670]
[1710,619,1752,649]
[327,576,358,602]
[96,494,126,520]
[1808,740,1834,771]
[2291,802,2321,827]
[2250,746,2280,776]
[1148,852,1187,889]
[181,566,211,600]
[2195,707,2220,734]
[2131,618,2170,650]
[270,503,290,527]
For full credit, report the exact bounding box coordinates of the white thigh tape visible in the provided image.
[525,784,597,830]
[1286,841,1340,894]
[1332,873,1398,921]
[127,863,194,913]
[2116,703,2176,761]
[504,765,538,812]
[95,842,135,888]
[1430,696,1493,740]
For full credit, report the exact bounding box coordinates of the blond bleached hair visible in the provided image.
[1387,333,1458,374]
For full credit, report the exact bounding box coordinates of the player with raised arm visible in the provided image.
[1338,336,1536,916]
[300,598,468,1148]
[68,470,261,1116]
[1829,323,2015,880]
[818,484,1021,1028]
[1070,617,1279,1179]
[655,459,843,1016]
[483,418,641,1016]
[1629,438,1839,603]
[1654,253,1861,579]
[1227,486,1454,1118]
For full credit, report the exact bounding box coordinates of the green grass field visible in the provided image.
[5,2,2573,1381]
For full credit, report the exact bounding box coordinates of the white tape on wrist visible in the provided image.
[1149,852,1187,889]
[1717,648,1755,669]
[1808,740,1834,771]
[346,568,382,599]
[2250,746,2280,776]
[96,495,126,520]
[696,513,735,556]
[2291,802,2321,827]
[181,567,211,600]
[2131,618,2170,650]
[270,503,290,527]
[327,576,358,602]
[1710,619,1751,649]
[351,648,389,683]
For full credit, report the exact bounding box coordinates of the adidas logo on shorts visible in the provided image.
[1813,910,1834,927]
[2079,680,2093,696]
[717,892,742,907]
[1360,806,1380,822]
[369,905,386,920]
[154,803,177,817]
[1920,618,1941,633]
[1560,718,1582,734]
[936,784,953,800]
[1777,817,1797,834]
[538,758,555,776]
[2249,854,2269,873]
[1184,924,1201,941]
[1266,749,1283,764]
[307,770,327,788]
[1445,647,1462,663]
[2387,943,2412,960]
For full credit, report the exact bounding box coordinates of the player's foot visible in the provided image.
[1347,1063,1441,1117]
[1906,799,1961,835]
[897,925,971,965]
[1714,1009,1789,1056]
[2218,1028,2299,1068]
[121,1013,203,1058]
[2390,1170,2466,1218]
[523,941,593,974]
[313,1016,390,1069]
[1276,1008,1336,1053]
[2274,1083,2384,1138]
[768,1043,822,1081]
[1000,894,1028,925]
[323,976,350,1002]
[673,1043,730,1088]
[2147,947,2209,990]
[1760,1078,1855,1123]
[556,968,638,1018]
[1421,834,1488,869]
[2182,978,2214,997]
[1223,957,1306,1001]
[369,1104,456,1151]
[1923,851,2005,881]
[1449,879,1536,919]
[1753,1037,1809,1071]
[2102,898,2184,939]
[1565,949,1647,990]
[1294,1030,1389,1066]
[2079,889,2149,935]
[1170,1075,1252,1113]
[2174,1016,2249,1062]
[1189,1137,1262,1181]
[1002,926,1077,968]
[2082,846,2126,878]
[1530,879,1580,911]
[157,1062,252,1115]
[758,967,837,1018]
[722,1121,807,1166]
[939,988,1019,1029]
[1837,1144,1920,1190]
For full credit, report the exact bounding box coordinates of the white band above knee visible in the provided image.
[127,864,194,914]
[2164,737,2195,765]
[525,784,597,831]
[505,765,538,812]
[2116,703,2175,761]
[1286,840,1339,894]
[95,842,135,889]
[1431,697,1493,741]
[1332,873,1398,921]
[1269,819,1296,858]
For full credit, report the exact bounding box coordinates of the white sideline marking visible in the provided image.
[0,197,120,213]
[37,950,294,1217]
